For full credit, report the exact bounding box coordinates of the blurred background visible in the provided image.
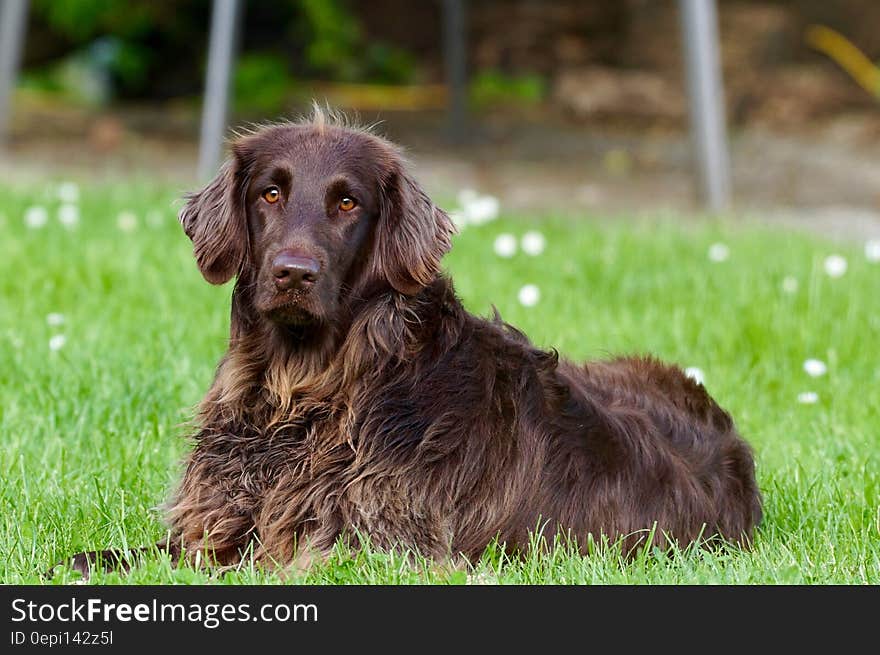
[3,3,879,585]
[2,0,880,237]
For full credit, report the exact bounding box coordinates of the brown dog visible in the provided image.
[65,109,761,578]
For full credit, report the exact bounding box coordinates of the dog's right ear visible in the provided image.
[178,156,249,285]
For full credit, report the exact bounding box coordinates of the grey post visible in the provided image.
[679,0,731,211]
[0,0,29,147]
[197,0,239,180]
[442,0,466,142]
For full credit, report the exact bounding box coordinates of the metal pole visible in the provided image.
[442,0,466,142]
[198,0,239,180]
[0,0,29,147]
[679,0,731,211]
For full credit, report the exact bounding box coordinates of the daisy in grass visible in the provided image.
[493,233,517,258]
[58,204,80,228]
[24,206,48,229]
[455,189,500,228]
[823,254,847,278]
[797,391,818,405]
[707,243,729,262]
[57,181,80,204]
[684,367,705,385]
[117,211,138,232]
[521,231,546,256]
[803,359,827,377]
[518,284,540,307]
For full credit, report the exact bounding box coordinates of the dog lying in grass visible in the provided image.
[64,109,762,578]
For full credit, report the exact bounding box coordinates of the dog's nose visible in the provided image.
[272,252,320,291]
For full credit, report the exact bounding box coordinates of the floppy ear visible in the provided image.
[373,166,456,295]
[178,158,249,285]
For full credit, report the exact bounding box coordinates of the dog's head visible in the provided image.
[179,110,455,328]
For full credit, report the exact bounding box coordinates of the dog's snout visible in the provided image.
[272,251,320,291]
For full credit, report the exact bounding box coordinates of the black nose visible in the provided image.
[272,252,320,291]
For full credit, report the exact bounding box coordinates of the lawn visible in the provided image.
[1,179,878,584]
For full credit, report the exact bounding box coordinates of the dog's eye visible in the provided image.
[261,187,281,204]
[339,197,357,212]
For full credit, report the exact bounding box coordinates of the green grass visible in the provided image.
[1,180,878,584]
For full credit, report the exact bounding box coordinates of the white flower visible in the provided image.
[46,313,65,327]
[58,204,79,228]
[453,189,500,226]
[782,276,798,294]
[823,254,847,278]
[466,571,499,585]
[521,231,546,256]
[797,391,819,405]
[117,211,137,232]
[493,233,517,258]
[865,240,880,263]
[465,195,500,225]
[57,181,80,204]
[48,334,66,351]
[517,284,540,307]
[684,367,705,385]
[24,206,49,229]
[707,243,729,262]
[803,359,827,377]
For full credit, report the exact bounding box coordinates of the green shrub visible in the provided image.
[233,53,294,116]
[470,70,546,108]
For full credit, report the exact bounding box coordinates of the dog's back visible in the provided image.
[540,356,763,553]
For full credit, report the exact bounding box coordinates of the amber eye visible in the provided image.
[261,186,280,204]
[339,197,357,212]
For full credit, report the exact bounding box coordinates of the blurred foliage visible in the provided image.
[33,0,156,40]
[469,70,546,108]
[293,0,417,83]
[295,0,362,80]
[233,54,294,116]
[20,36,148,106]
[31,1,157,97]
[26,0,419,106]
[360,43,418,85]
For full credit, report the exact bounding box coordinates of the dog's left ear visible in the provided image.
[373,164,456,295]
[178,154,249,285]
